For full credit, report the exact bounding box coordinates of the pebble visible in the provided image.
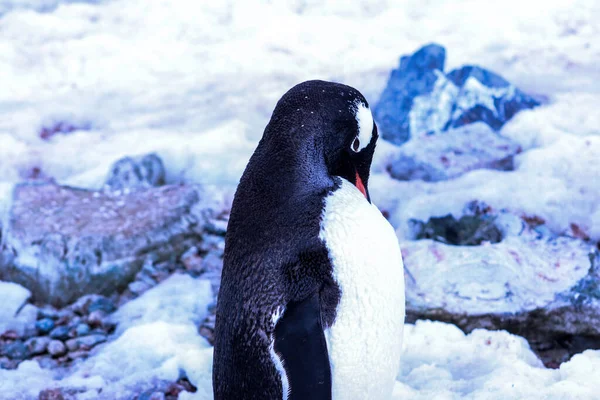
[87,310,106,327]
[77,334,107,350]
[1,340,29,360]
[75,323,91,337]
[88,297,116,314]
[47,340,67,357]
[38,388,64,400]
[35,318,56,334]
[65,338,79,352]
[25,336,51,355]
[49,326,70,341]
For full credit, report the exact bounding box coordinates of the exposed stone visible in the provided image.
[36,318,55,335]
[403,221,600,343]
[47,340,67,357]
[104,153,166,191]
[374,43,539,145]
[74,323,91,337]
[38,388,65,400]
[49,326,70,341]
[87,310,106,328]
[26,336,51,355]
[77,334,107,350]
[0,182,210,306]
[388,123,521,182]
[1,339,29,360]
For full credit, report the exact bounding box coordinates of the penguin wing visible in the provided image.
[274,291,332,400]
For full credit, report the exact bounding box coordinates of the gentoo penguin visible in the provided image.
[213,80,405,400]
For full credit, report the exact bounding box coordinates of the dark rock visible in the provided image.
[0,182,210,306]
[104,153,166,191]
[26,336,51,355]
[1,340,29,360]
[38,388,65,400]
[65,338,79,352]
[374,43,540,145]
[388,123,521,182]
[410,213,503,246]
[88,296,116,314]
[49,326,70,341]
[35,318,55,335]
[374,43,446,145]
[47,340,67,357]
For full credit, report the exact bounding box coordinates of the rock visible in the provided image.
[25,336,51,355]
[409,211,503,246]
[104,153,166,191]
[388,123,521,181]
[47,340,67,357]
[87,310,106,327]
[74,323,91,337]
[77,334,107,350]
[65,338,79,352]
[38,388,65,400]
[1,340,29,360]
[38,308,60,320]
[374,43,539,145]
[35,318,55,335]
[373,43,446,145]
[88,296,117,314]
[49,326,70,341]
[65,334,106,352]
[403,220,600,340]
[0,182,210,306]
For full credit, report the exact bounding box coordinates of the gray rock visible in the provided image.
[49,326,70,341]
[0,182,210,306]
[403,222,600,340]
[35,318,55,334]
[25,336,51,355]
[104,153,166,191]
[1,340,29,360]
[77,334,107,349]
[47,340,67,357]
[388,123,521,182]
[65,334,106,352]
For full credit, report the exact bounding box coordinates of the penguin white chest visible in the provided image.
[320,179,405,400]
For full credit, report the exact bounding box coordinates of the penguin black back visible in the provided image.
[213,80,379,399]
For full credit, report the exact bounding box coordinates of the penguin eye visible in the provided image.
[351,136,360,152]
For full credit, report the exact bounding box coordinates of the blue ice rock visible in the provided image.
[374,44,540,145]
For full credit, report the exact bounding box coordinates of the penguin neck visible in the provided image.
[246,139,334,206]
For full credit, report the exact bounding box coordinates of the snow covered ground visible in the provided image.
[1,0,600,399]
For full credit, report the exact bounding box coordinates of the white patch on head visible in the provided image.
[319,178,405,399]
[270,309,289,400]
[353,101,374,152]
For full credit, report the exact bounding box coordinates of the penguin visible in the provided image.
[213,80,405,400]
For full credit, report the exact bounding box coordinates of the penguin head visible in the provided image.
[261,80,377,202]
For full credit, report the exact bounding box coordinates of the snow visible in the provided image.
[0,281,33,336]
[110,273,213,334]
[0,0,599,398]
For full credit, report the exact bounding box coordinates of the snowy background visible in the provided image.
[1,0,600,399]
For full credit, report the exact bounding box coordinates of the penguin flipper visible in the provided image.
[274,292,332,400]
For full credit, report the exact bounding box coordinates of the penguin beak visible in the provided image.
[354,170,370,201]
